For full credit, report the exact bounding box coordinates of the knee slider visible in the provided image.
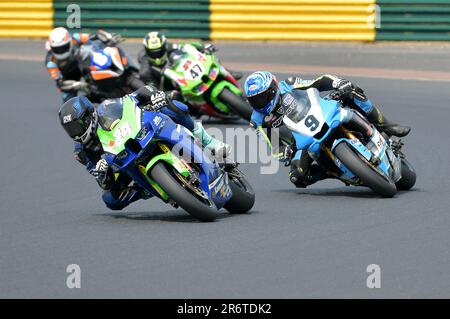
[289,167,305,184]
[102,191,125,211]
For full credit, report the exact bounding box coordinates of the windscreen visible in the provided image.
[78,40,104,61]
[169,49,188,66]
[284,90,311,123]
[97,100,123,131]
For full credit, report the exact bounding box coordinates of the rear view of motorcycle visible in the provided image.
[78,39,145,103]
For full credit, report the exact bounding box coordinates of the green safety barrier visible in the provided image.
[3,0,450,41]
[53,0,211,39]
[377,0,450,40]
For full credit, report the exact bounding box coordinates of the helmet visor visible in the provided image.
[51,41,71,55]
[247,79,278,110]
[145,47,165,59]
[63,112,92,140]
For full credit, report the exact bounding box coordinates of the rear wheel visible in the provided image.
[223,174,255,214]
[150,162,219,222]
[218,88,253,121]
[334,142,397,198]
[396,158,416,191]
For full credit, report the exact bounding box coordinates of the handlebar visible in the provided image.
[323,90,343,101]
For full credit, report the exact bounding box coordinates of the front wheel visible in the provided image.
[334,142,397,198]
[223,174,255,214]
[218,88,253,121]
[150,162,219,222]
[396,158,416,191]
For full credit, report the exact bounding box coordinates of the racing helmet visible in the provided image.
[59,96,98,145]
[143,31,168,66]
[48,27,73,60]
[244,71,280,116]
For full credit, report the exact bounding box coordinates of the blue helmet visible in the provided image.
[244,71,280,115]
[59,96,97,145]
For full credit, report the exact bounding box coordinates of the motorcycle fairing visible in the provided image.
[97,96,232,208]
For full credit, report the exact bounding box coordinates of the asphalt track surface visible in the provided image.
[1,40,450,298]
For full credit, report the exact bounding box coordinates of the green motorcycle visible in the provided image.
[161,44,252,121]
[96,96,255,222]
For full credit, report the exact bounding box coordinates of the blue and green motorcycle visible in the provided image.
[96,96,255,221]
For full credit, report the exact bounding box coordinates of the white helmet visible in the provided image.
[48,27,73,60]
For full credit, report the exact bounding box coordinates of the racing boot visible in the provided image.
[366,106,411,137]
[193,121,232,158]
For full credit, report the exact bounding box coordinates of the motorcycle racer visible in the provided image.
[58,85,231,210]
[138,31,242,91]
[45,27,122,102]
[76,39,144,104]
[244,71,411,188]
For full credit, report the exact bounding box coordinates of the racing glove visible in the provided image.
[332,79,353,98]
[133,86,169,112]
[94,30,123,46]
[59,80,89,92]
[203,43,217,54]
[92,159,110,189]
[142,91,168,112]
[274,144,295,166]
[332,79,368,102]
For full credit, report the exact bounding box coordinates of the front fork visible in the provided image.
[322,112,381,170]
[320,127,360,180]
